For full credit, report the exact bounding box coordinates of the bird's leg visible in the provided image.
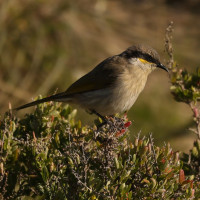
[91,110,109,129]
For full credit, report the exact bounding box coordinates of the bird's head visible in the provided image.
[121,44,168,74]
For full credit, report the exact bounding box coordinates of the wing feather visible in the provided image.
[65,56,124,95]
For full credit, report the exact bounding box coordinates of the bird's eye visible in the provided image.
[139,58,152,64]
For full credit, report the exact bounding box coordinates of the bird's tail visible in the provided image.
[14,92,71,111]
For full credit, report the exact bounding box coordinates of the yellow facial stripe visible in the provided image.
[139,58,152,64]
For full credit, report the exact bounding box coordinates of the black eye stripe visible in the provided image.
[138,53,159,64]
[124,51,160,65]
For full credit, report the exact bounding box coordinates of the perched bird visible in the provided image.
[15,44,168,123]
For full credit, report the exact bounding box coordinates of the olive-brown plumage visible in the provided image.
[15,44,168,117]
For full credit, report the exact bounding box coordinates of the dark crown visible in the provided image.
[123,44,161,65]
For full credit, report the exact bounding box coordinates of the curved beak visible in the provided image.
[157,63,169,73]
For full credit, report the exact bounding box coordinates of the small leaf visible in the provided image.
[192,146,199,158]
[114,157,119,169]
[41,166,49,183]
[68,157,74,166]
[132,154,136,163]
[179,169,185,184]
[150,178,157,189]
[135,138,138,146]
[142,179,150,184]
[124,121,132,128]
[0,163,4,175]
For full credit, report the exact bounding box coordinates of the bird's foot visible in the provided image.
[96,121,107,130]
[97,116,132,135]
[96,116,113,130]
[91,110,109,130]
[91,110,132,135]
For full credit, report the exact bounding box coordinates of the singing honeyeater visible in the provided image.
[14,44,168,120]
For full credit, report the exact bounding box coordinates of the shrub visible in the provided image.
[0,101,198,199]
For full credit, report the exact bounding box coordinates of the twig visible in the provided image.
[189,102,200,140]
[165,21,174,70]
[72,169,92,193]
[149,133,160,174]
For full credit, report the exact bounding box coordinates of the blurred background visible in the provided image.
[0,0,200,151]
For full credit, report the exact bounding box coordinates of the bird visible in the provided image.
[14,44,168,124]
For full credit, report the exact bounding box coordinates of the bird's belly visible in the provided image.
[73,88,119,115]
[74,78,146,116]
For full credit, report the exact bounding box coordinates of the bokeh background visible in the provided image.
[1,0,200,151]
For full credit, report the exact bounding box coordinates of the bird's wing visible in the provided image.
[65,56,124,95]
[14,55,126,110]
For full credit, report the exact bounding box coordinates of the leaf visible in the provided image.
[150,178,157,189]
[114,157,119,169]
[142,178,150,184]
[41,166,49,183]
[179,169,185,184]
[192,146,199,158]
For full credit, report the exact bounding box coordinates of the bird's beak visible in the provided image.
[157,63,169,73]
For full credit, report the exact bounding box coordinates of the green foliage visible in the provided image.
[165,22,200,199]
[170,67,200,103]
[0,102,198,199]
[182,140,200,180]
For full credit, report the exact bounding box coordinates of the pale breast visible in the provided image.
[111,66,148,113]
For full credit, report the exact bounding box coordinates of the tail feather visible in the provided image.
[14,92,70,111]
